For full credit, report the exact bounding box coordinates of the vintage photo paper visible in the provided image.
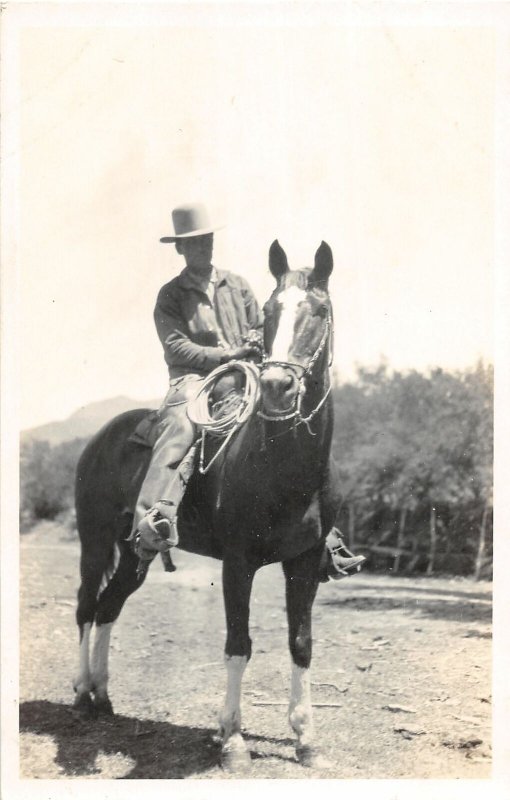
[2,2,509,798]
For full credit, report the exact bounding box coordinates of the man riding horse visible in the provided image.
[129,202,364,579]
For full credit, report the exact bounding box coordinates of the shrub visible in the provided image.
[20,437,88,530]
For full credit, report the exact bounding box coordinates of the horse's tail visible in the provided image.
[75,408,152,632]
[75,412,140,614]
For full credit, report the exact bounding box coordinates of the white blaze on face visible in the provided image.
[270,286,307,362]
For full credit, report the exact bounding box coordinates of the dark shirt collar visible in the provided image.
[179,266,229,291]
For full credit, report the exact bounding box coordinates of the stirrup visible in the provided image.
[130,508,178,580]
[327,552,366,579]
[326,527,366,580]
[146,512,174,540]
[144,502,179,547]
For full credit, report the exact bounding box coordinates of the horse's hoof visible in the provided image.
[73,691,96,716]
[221,734,251,773]
[212,728,223,744]
[296,744,332,770]
[93,694,114,716]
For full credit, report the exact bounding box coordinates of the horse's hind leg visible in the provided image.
[74,540,112,713]
[90,539,144,714]
[283,543,330,769]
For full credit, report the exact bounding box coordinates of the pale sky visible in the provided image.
[6,5,498,428]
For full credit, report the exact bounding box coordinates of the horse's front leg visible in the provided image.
[283,543,330,768]
[218,554,255,772]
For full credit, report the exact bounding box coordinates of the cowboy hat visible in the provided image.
[160,203,224,243]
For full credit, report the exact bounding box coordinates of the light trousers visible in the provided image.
[132,375,203,532]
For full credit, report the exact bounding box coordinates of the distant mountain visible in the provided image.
[22,395,160,445]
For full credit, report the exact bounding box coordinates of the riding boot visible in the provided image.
[130,442,199,576]
[127,511,177,579]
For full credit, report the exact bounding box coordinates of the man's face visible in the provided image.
[176,233,214,273]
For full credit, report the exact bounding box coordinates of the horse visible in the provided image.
[73,239,341,771]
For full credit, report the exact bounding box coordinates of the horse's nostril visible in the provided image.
[261,367,297,398]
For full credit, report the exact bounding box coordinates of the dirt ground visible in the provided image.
[19,521,492,780]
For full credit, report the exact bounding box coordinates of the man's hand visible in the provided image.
[220,329,264,363]
[242,329,264,350]
[221,340,263,363]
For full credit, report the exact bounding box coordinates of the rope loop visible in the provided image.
[187,361,260,434]
[187,361,261,474]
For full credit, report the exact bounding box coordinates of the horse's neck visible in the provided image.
[298,371,331,419]
[257,396,332,483]
[214,366,333,490]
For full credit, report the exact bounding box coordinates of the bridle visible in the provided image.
[257,311,333,434]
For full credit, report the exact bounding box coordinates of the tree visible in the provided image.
[331,362,493,576]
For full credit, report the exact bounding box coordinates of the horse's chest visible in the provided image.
[242,441,318,485]
[221,467,322,553]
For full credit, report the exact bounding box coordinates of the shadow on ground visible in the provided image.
[19,701,296,778]
[344,581,492,603]
[320,592,492,624]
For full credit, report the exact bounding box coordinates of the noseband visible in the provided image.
[258,313,333,433]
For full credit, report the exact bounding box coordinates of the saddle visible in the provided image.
[127,409,161,448]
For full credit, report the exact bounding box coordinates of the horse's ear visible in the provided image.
[309,241,333,287]
[269,240,289,281]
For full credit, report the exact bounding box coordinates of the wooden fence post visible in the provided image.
[426,505,437,576]
[348,503,355,550]
[473,502,489,581]
[394,506,408,573]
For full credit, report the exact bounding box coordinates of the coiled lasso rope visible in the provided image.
[187,360,261,474]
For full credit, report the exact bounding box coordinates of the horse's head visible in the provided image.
[260,240,333,418]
